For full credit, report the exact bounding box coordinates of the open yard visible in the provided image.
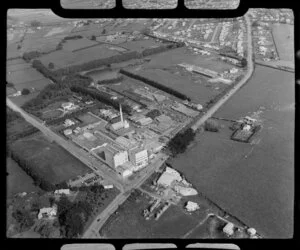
[77,113,101,124]
[10,132,90,185]
[100,189,214,238]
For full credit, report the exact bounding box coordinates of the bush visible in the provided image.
[48,62,54,69]
[204,119,219,132]
[167,128,196,156]
[21,88,30,95]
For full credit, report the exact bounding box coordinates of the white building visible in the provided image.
[185,201,200,212]
[157,167,182,187]
[247,228,257,236]
[129,148,148,170]
[64,119,75,127]
[38,205,57,220]
[63,129,72,136]
[111,104,130,131]
[223,222,235,236]
[61,102,75,110]
[54,189,70,195]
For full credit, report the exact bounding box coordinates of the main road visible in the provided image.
[191,14,254,131]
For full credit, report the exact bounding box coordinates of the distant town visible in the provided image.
[7,8,294,239]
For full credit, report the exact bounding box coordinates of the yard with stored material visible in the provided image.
[10,132,91,185]
[100,189,220,238]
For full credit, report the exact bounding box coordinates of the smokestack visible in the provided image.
[119,104,124,124]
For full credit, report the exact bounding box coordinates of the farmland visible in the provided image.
[10,132,90,185]
[39,44,121,70]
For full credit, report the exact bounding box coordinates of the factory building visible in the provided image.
[93,143,129,169]
[111,104,130,131]
[128,148,149,170]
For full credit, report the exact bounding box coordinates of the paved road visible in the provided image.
[6,98,124,192]
[191,14,254,131]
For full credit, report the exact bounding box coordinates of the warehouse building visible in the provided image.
[92,143,129,169]
[128,147,149,170]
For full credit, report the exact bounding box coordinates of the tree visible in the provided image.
[204,119,219,132]
[12,209,35,231]
[241,58,247,67]
[91,35,96,41]
[102,28,106,34]
[48,62,54,69]
[21,88,30,95]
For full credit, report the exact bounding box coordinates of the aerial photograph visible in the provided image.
[61,0,116,9]
[185,0,240,9]
[6,8,294,239]
[123,0,177,9]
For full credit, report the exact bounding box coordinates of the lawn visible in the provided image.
[6,157,41,198]
[42,109,64,120]
[10,132,90,185]
[77,113,101,124]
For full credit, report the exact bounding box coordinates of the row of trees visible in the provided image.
[71,85,132,114]
[119,69,191,101]
[166,128,196,156]
[97,75,124,85]
[9,149,56,191]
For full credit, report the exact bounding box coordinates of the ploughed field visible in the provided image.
[10,132,90,185]
[171,65,294,238]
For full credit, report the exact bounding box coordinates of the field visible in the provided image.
[40,44,121,69]
[62,38,98,52]
[7,44,21,60]
[134,68,220,105]
[119,39,162,51]
[6,157,41,198]
[272,23,294,62]
[10,132,90,185]
[8,92,40,106]
[6,68,45,84]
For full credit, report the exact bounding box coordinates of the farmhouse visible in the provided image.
[38,204,58,220]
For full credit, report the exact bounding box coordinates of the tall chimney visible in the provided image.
[119,104,124,125]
